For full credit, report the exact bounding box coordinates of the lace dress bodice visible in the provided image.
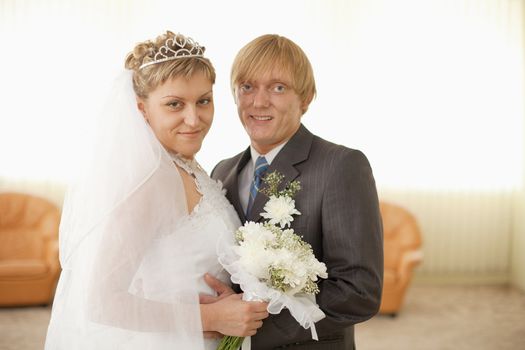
[169,155,241,293]
[129,155,241,349]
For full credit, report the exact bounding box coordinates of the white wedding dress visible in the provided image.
[45,71,241,349]
[45,153,241,350]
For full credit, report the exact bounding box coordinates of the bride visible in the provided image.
[44,30,268,349]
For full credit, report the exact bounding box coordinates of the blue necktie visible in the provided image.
[246,156,269,217]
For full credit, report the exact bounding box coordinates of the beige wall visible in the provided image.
[512,187,525,291]
[511,5,525,292]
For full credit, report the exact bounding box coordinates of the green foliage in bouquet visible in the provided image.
[259,171,301,199]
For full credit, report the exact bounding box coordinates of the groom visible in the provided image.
[210,34,383,349]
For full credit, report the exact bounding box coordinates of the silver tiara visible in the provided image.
[139,34,204,70]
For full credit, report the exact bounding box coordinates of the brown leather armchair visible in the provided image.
[379,201,423,315]
[0,192,61,306]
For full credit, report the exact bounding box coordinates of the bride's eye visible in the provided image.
[198,98,212,106]
[167,100,182,109]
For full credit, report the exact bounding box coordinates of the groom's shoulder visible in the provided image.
[310,133,370,167]
[215,150,245,169]
[211,150,246,179]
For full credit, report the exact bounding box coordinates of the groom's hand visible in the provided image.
[203,331,223,339]
[199,273,235,304]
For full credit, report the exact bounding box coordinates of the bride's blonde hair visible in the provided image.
[125,30,215,98]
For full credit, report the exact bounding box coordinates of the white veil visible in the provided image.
[45,71,205,349]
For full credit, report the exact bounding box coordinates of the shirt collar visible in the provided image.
[250,141,288,166]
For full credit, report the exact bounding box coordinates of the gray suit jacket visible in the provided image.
[211,125,383,350]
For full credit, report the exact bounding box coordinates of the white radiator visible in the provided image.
[380,189,513,280]
[0,178,66,208]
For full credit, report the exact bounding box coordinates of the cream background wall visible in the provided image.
[512,3,525,289]
[0,0,523,287]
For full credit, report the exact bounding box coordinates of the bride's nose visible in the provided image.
[184,105,199,127]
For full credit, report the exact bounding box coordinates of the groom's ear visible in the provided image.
[301,93,314,115]
[232,87,240,105]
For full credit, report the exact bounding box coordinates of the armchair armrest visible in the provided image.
[397,249,423,273]
[44,239,60,272]
[38,210,61,240]
[39,209,61,271]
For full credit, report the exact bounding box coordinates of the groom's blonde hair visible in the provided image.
[230,34,316,112]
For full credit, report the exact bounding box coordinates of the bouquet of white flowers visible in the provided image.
[217,172,328,350]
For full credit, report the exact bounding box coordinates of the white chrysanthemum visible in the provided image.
[238,221,275,245]
[309,259,328,279]
[238,240,275,280]
[267,248,307,292]
[261,195,301,228]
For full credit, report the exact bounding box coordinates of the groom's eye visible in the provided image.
[240,84,253,93]
[272,84,286,93]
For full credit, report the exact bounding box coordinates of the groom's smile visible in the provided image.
[250,115,273,121]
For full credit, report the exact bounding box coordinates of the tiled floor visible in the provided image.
[356,285,525,350]
[1,285,524,350]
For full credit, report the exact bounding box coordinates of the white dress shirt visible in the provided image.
[238,142,288,213]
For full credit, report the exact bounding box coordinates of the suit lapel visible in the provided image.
[247,124,314,223]
[223,148,251,223]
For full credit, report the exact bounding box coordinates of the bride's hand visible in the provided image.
[200,293,269,337]
[199,273,235,304]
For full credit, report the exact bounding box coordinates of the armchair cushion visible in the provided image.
[0,228,44,259]
[0,260,48,279]
[379,201,423,315]
[0,192,61,306]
